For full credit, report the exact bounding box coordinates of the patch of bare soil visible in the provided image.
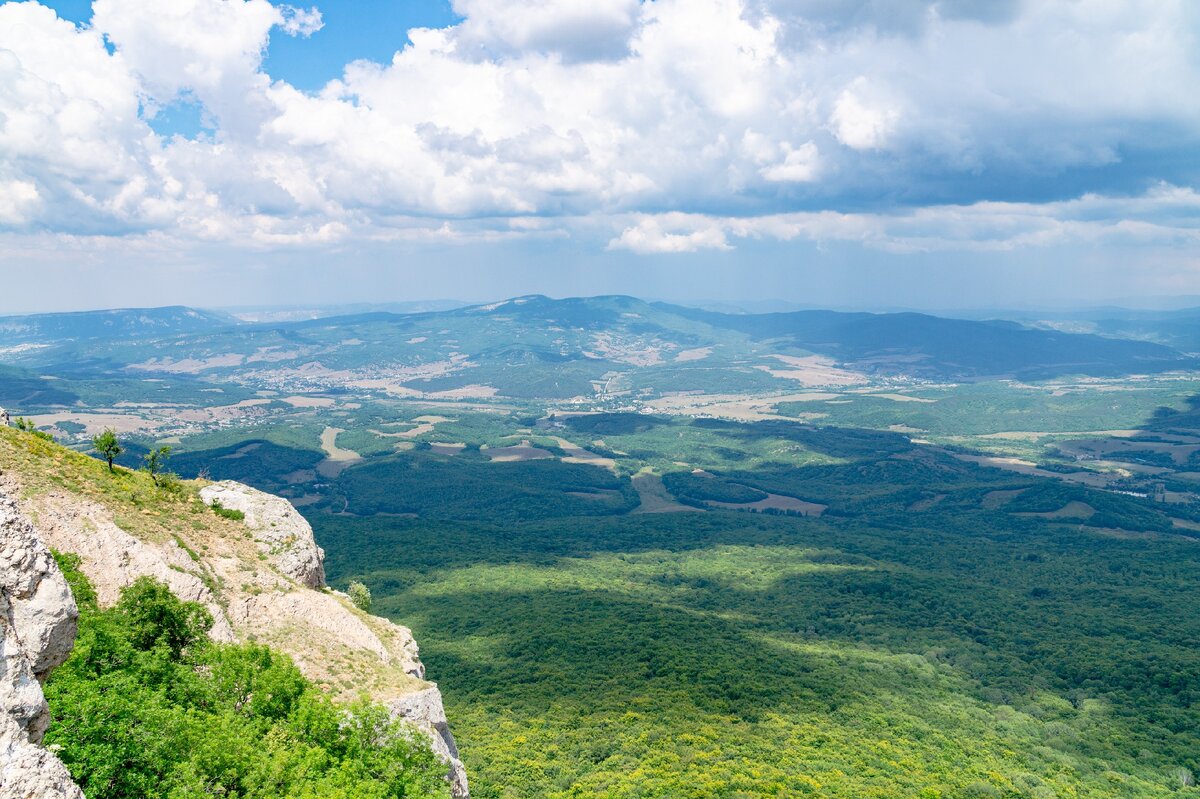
[674,347,713,362]
[317,427,362,478]
[128,353,246,373]
[980,430,1139,441]
[645,391,843,422]
[548,437,618,471]
[951,453,1116,488]
[755,355,868,387]
[371,415,452,440]
[1057,437,1200,466]
[426,385,498,399]
[31,412,158,435]
[281,395,336,408]
[867,392,935,403]
[707,492,826,516]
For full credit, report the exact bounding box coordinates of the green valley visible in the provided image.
[4,296,1200,797]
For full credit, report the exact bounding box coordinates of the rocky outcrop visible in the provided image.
[0,491,84,799]
[0,409,8,427]
[390,686,470,798]
[7,482,236,642]
[1,465,468,797]
[199,481,326,588]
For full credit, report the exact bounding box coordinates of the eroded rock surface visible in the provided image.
[0,489,84,799]
[0,495,77,680]
[390,686,470,798]
[8,481,235,642]
[200,480,326,588]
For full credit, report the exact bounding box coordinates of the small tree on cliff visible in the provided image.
[92,429,123,472]
[143,445,172,486]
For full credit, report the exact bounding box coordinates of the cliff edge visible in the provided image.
[0,424,468,797]
[0,492,83,799]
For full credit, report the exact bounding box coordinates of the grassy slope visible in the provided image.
[0,425,425,702]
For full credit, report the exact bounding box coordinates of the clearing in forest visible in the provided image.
[317,426,363,477]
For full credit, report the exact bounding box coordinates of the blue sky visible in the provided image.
[0,0,1197,313]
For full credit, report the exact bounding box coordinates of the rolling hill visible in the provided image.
[0,296,1195,404]
[0,305,238,345]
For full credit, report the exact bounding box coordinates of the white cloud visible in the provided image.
[0,0,1197,263]
[608,185,1200,254]
[450,0,641,62]
[0,180,40,225]
[608,214,732,254]
[279,5,322,37]
[829,80,897,150]
[761,141,820,182]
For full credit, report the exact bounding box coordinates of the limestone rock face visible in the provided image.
[7,482,236,642]
[0,495,78,681]
[0,409,8,427]
[390,686,470,799]
[0,490,84,799]
[200,481,326,588]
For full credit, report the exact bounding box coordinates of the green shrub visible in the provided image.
[14,417,53,442]
[44,575,448,799]
[209,499,246,521]
[348,580,372,611]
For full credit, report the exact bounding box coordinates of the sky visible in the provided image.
[0,0,1198,313]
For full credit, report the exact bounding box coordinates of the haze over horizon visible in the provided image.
[0,0,1197,313]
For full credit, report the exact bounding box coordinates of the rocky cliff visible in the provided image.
[0,492,83,799]
[0,426,468,797]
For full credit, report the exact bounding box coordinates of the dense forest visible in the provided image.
[31,390,1200,797]
[309,423,1200,798]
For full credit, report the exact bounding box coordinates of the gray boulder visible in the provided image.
[200,481,326,588]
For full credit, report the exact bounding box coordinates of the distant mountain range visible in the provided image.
[657,303,1196,378]
[0,306,237,344]
[0,296,1195,403]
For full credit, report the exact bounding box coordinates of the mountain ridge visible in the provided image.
[0,296,1195,405]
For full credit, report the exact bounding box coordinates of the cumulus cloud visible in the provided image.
[761,141,821,182]
[829,80,896,150]
[0,0,1197,261]
[607,214,732,254]
[0,180,40,225]
[279,5,322,37]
